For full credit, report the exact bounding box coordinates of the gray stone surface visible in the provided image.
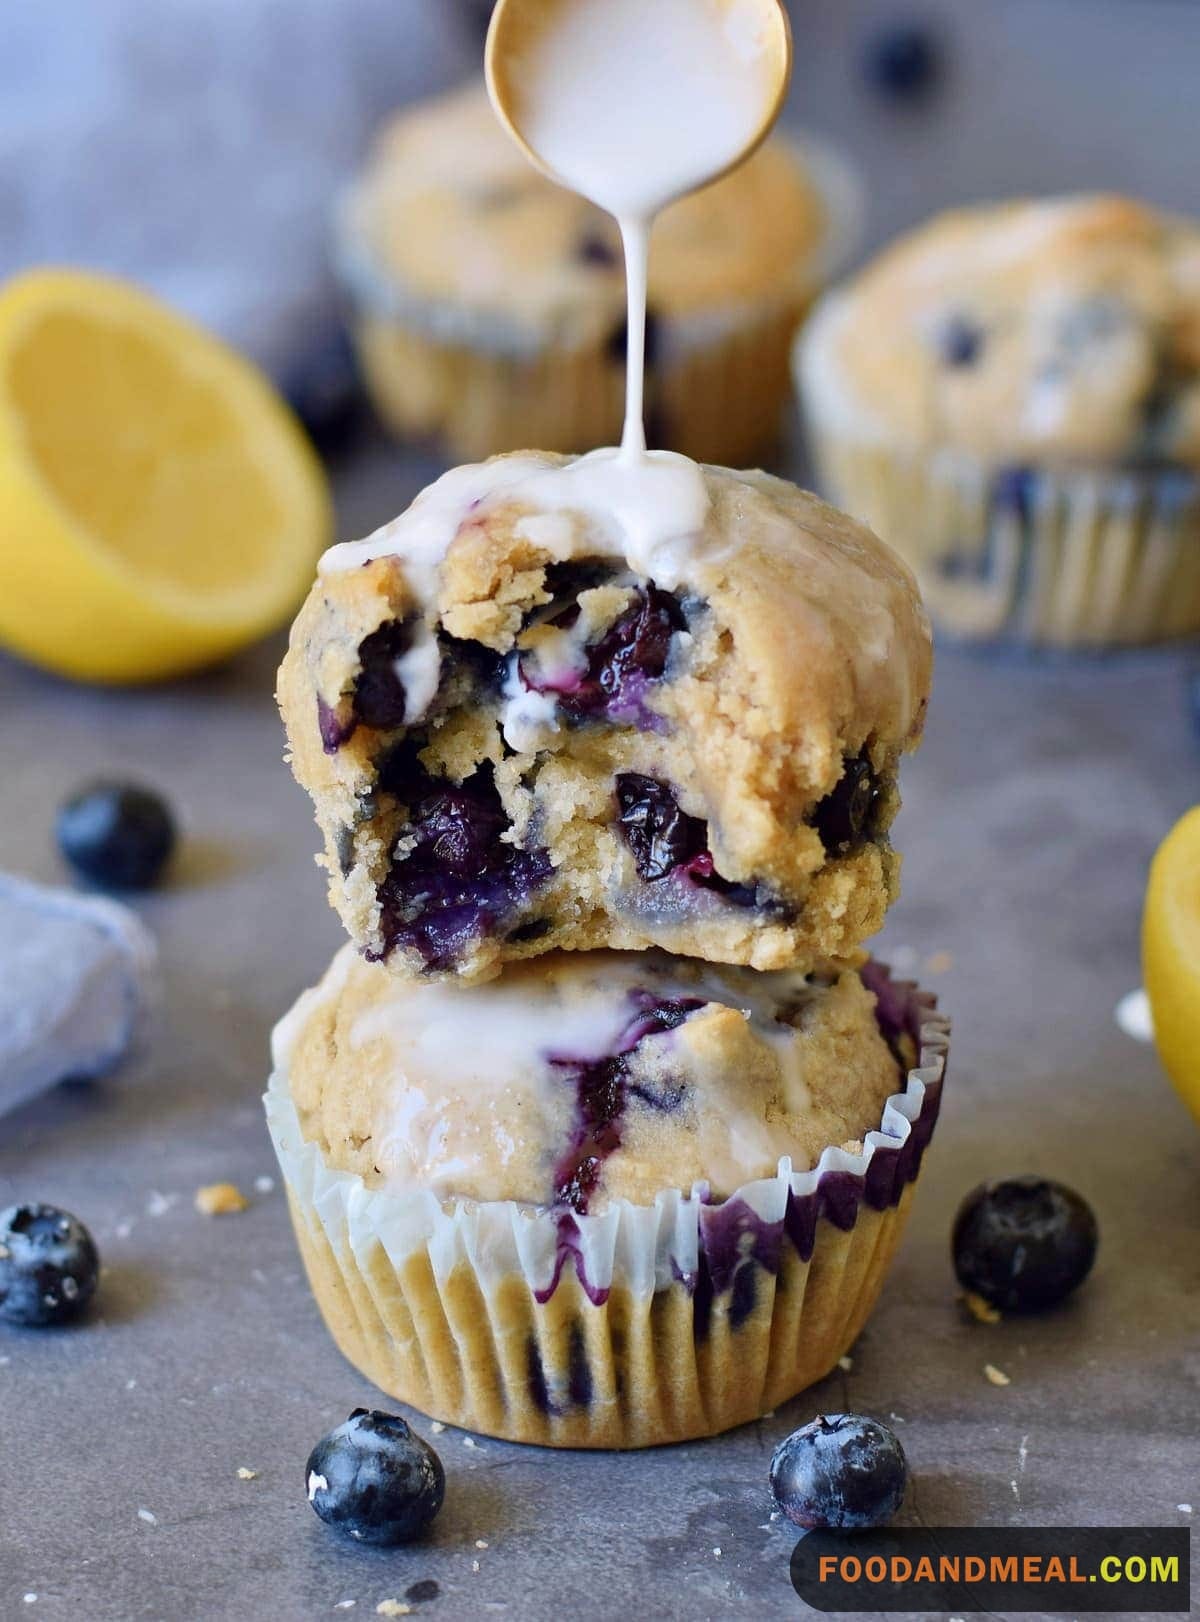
[1,442,1198,1621]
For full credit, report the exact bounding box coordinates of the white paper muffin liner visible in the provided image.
[796,295,1200,648]
[265,961,948,1448]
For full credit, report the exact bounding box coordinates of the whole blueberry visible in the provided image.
[306,1409,445,1546]
[771,1414,907,1531]
[57,781,176,890]
[863,22,943,104]
[279,327,366,459]
[952,1176,1098,1312]
[1187,664,1200,744]
[0,1204,100,1327]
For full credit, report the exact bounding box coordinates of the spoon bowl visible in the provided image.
[486,0,792,208]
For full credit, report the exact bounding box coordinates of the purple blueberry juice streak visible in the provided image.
[531,971,943,1320]
[548,995,703,1216]
[372,761,551,971]
[517,584,685,729]
[317,697,357,755]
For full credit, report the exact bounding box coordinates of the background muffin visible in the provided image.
[337,81,860,464]
[798,194,1200,647]
[267,945,949,1447]
[278,453,931,982]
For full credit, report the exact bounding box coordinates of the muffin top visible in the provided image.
[297,449,932,818]
[278,946,903,1212]
[802,194,1200,467]
[339,80,839,346]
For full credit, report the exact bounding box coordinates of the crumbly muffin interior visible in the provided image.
[278,455,932,982]
[308,556,901,979]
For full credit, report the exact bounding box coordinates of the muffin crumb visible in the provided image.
[195,1182,249,1216]
[962,1290,1002,1324]
[376,1604,411,1618]
[236,1467,258,1481]
[984,1363,1011,1387]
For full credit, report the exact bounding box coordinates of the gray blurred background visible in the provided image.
[5,0,1198,371]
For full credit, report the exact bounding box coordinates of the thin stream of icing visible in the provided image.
[321,5,784,601]
[504,0,780,464]
[619,212,650,459]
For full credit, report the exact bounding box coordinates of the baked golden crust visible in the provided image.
[285,947,902,1208]
[802,194,1200,467]
[278,455,931,980]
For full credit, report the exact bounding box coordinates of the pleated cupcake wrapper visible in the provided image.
[265,963,948,1448]
[333,135,862,464]
[796,311,1200,649]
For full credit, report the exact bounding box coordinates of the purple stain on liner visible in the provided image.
[535,966,946,1303]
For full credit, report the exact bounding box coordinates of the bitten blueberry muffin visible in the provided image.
[277,451,931,982]
[799,195,1200,646]
[337,81,858,464]
[266,946,949,1446]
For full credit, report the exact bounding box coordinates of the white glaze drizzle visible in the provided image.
[320,446,714,599]
[275,945,848,1198]
[501,0,779,458]
[320,2,784,612]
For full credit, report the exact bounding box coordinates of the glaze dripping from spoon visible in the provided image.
[486,0,792,461]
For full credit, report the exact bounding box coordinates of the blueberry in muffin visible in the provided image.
[278,451,931,980]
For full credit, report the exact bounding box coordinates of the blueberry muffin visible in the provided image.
[277,451,931,982]
[266,946,949,1446]
[337,80,860,464]
[798,195,1200,646]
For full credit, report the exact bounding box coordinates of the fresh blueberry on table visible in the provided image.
[279,327,367,460]
[0,1203,100,1327]
[770,1414,908,1531]
[952,1176,1098,1312]
[57,781,176,891]
[863,21,943,104]
[306,1408,445,1546]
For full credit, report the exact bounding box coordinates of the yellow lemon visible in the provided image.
[0,268,332,683]
[1143,804,1200,1126]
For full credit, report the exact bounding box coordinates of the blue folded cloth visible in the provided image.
[0,874,157,1117]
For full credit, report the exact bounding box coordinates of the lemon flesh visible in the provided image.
[0,269,331,683]
[1143,804,1200,1127]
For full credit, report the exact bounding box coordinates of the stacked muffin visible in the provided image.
[269,452,948,1446]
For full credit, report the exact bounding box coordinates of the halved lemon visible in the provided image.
[1143,804,1200,1126]
[0,268,332,683]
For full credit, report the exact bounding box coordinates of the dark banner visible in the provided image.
[791,1526,1190,1613]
